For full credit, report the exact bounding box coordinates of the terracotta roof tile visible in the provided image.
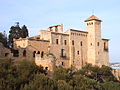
[85,15,102,22]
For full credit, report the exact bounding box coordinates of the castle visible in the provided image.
[12,15,109,71]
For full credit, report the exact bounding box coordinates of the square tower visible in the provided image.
[85,15,102,65]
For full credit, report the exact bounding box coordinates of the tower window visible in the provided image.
[56,39,58,44]
[97,42,99,46]
[104,42,108,51]
[91,43,92,46]
[64,40,67,45]
[104,42,106,49]
[80,41,83,46]
[72,40,74,45]
[77,51,79,55]
[37,51,40,54]
[98,52,99,55]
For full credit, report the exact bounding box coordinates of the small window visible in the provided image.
[104,42,106,49]
[61,49,64,57]
[80,41,83,46]
[5,53,9,57]
[72,40,74,45]
[56,39,58,44]
[91,43,92,46]
[64,40,67,45]
[97,42,99,46]
[45,67,48,70]
[23,50,26,57]
[33,51,36,57]
[62,62,64,65]
[13,50,19,57]
[77,51,79,55]
[104,42,108,51]
[41,51,44,58]
[98,52,99,54]
[37,51,40,54]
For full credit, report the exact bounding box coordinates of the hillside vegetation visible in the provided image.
[0,58,120,90]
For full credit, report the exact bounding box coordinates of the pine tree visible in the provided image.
[8,22,29,48]
[21,25,29,38]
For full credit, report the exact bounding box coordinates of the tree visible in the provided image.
[0,58,17,90]
[9,23,22,47]
[57,80,73,90]
[101,81,120,90]
[21,25,29,38]
[8,22,29,47]
[53,66,74,82]
[75,64,117,83]
[0,59,46,90]
[69,75,101,90]
[21,74,57,90]
[0,32,8,47]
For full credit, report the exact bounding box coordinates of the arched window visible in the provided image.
[91,22,93,25]
[41,51,44,58]
[23,50,26,57]
[45,67,48,70]
[37,51,40,54]
[64,40,67,45]
[33,51,36,57]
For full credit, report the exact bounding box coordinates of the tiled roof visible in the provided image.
[85,15,102,22]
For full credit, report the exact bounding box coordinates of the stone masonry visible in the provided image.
[12,15,109,71]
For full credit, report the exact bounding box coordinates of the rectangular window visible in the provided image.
[56,39,58,44]
[77,51,79,55]
[80,41,83,46]
[64,40,67,45]
[97,42,99,46]
[61,49,64,57]
[72,40,74,45]
[104,42,108,51]
[13,50,19,57]
[62,62,64,65]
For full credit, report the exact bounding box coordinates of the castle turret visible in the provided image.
[85,15,102,65]
[48,24,63,33]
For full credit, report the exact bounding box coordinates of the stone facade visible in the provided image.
[0,43,11,59]
[12,15,109,70]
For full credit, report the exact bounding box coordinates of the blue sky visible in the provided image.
[0,0,120,63]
